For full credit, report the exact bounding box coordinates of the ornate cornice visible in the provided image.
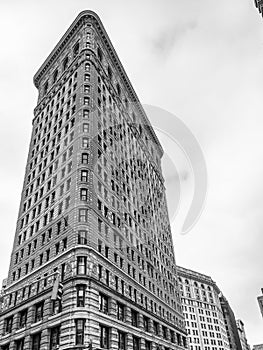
[33,10,164,156]
[176,265,220,293]
[255,0,263,16]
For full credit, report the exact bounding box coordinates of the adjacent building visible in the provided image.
[257,288,263,318]
[236,320,250,350]
[252,345,263,350]
[255,0,263,16]
[219,295,242,350]
[0,10,187,350]
[177,266,230,350]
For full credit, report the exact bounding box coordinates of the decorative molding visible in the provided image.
[33,10,163,157]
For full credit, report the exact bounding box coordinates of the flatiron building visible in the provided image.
[0,10,187,350]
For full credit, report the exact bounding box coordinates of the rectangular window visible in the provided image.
[84,74,90,82]
[18,309,27,329]
[5,316,13,334]
[100,325,110,349]
[143,316,150,332]
[133,336,140,350]
[117,302,125,321]
[51,300,62,315]
[81,170,88,182]
[77,256,87,275]
[99,293,109,314]
[118,331,126,350]
[80,188,88,201]
[79,209,88,222]
[78,230,88,245]
[50,326,60,350]
[15,338,24,350]
[75,319,85,345]
[83,123,89,133]
[35,302,44,322]
[153,321,159,335]
[84,85,90,93]
[131,309,138,327]
[83,109,89,118]
[83,97,90,105]
[82,137,89,148]
[81,153,89,164]
[76,285,86,307]
[32,333,41,350]
[145,340,152,350]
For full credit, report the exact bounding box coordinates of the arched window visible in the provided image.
[116,83,121,96]
[43,81,49,95]
[62,56,69,72]
[97,47,103,62]
[185,279,189,285]
[53,69,58,84]
[107,65,112,81]
[73,42,80,57]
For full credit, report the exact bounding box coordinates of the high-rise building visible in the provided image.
[0,10,187,350]
[252,345,263,350]
[236,320,250,350]
[177,266,231,350]
[255,0,263,16]
[219,295,242,350]
[257,288,263,317]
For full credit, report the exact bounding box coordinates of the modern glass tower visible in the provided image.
[0,11,187,350]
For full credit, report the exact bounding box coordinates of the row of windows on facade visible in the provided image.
[33,85,91,166]
[0,323,180,350]
[96,159,174,270]
[41,37,90,95]
[12,236,68,282]
[96,186,174,284]
[187,329,223,340]
[29,126,75,182]
[182,306,218,317]
[185,320,222,331]
[188,335,225,347]
[24,165,72,224]
[76,256,181,326]
[96,61,160,168]
[19,170,71,245]
[182,296,216,307]
[36,66,91,132]
[184,314,220,325]
[15,218,68,278]
[3,287,186,349]
[31,112,76,165]
[25,137,73,206]
[96,160,176,282]
[99,207,172,283]
[19,186,71,236]
[26,130,75,204]
[24,124,91,221]
[36,69,79,129]
[95,130,171,253]
[27,110,90,201]
[95,86,162,189]
[98,128,163,215]
[96,238,175,306]
[189,346,226,350]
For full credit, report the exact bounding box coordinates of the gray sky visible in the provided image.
[0,0,262,344]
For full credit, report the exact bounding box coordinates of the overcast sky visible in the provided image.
[0,0,262,344]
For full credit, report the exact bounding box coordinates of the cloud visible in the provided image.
[151,21,197,57]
